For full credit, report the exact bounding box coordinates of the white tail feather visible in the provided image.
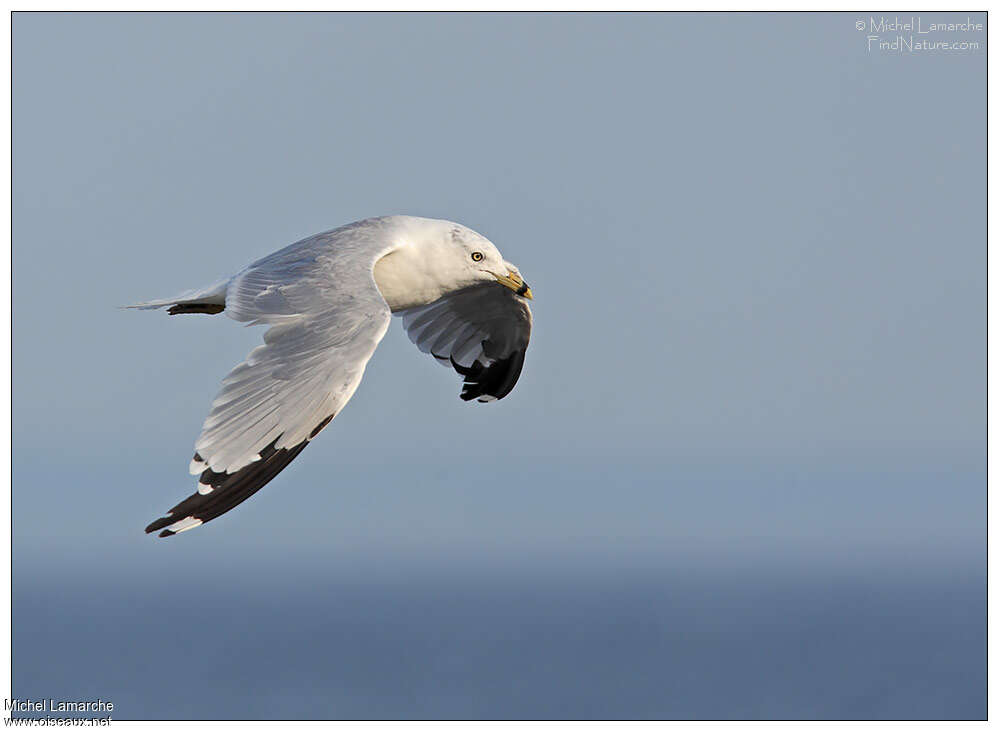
[125,279,229,311]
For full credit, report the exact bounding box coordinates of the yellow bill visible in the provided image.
[494,269,533,300]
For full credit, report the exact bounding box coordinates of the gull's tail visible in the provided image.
[125,279,229,315]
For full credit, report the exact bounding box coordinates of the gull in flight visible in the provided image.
[130,215,533,537]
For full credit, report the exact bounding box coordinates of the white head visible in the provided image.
[373,216,532,311]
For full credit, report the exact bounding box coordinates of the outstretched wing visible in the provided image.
[146,226,397,537]
[399,284,532,403]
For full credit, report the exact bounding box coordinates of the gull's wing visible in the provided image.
[146,226,397,537]
[399,285,532,403]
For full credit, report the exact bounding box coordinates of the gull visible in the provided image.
[130,215,533,537]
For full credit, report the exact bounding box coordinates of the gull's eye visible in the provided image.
[471,252,484,262]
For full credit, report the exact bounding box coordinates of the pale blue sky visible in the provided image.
[14,11,984,558]
[12,13,985,718]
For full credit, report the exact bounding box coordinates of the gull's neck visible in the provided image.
[372,221,463,311]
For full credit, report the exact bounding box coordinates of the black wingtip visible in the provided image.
[451,349,526,402]
[145,415,336,538]
[144,431,320,538]
[145,516,175,534]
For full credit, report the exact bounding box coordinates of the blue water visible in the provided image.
[12,561,984,719]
